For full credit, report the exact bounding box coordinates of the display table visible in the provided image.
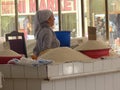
[1,57,120,90]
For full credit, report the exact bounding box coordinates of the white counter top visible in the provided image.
[47,57,120,80]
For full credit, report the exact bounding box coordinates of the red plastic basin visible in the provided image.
[80,49,110,59]
[0,56,22,64]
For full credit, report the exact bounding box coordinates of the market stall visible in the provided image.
[0,27,120,90]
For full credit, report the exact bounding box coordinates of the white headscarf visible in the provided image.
[34,9,53,39]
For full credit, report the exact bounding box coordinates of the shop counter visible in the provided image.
[1,57,120,90]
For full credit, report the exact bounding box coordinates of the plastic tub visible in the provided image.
[80,49,110,59]
[55,31,71,47]
[0,56,22,64]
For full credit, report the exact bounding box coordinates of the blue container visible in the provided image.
[55,31,71,47]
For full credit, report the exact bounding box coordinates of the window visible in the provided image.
[83,0,106,41]
[1,0,113,42]
[108,0,120,52]
[18,0,36,39]
[0,0,16,38]
[0,0,81,40]
[60,0,81,38]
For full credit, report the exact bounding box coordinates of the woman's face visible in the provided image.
[47,14,55,27]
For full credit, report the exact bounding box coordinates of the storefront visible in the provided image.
[0,0,79,38]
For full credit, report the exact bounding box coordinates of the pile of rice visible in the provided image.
[74,40,110,51]
[39,47,94,63]
[70,37,87,48]
[0,49,21,56]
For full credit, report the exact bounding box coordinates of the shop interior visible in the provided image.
[1,0,120,90]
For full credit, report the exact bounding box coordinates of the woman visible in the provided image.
[32,9,60,59]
